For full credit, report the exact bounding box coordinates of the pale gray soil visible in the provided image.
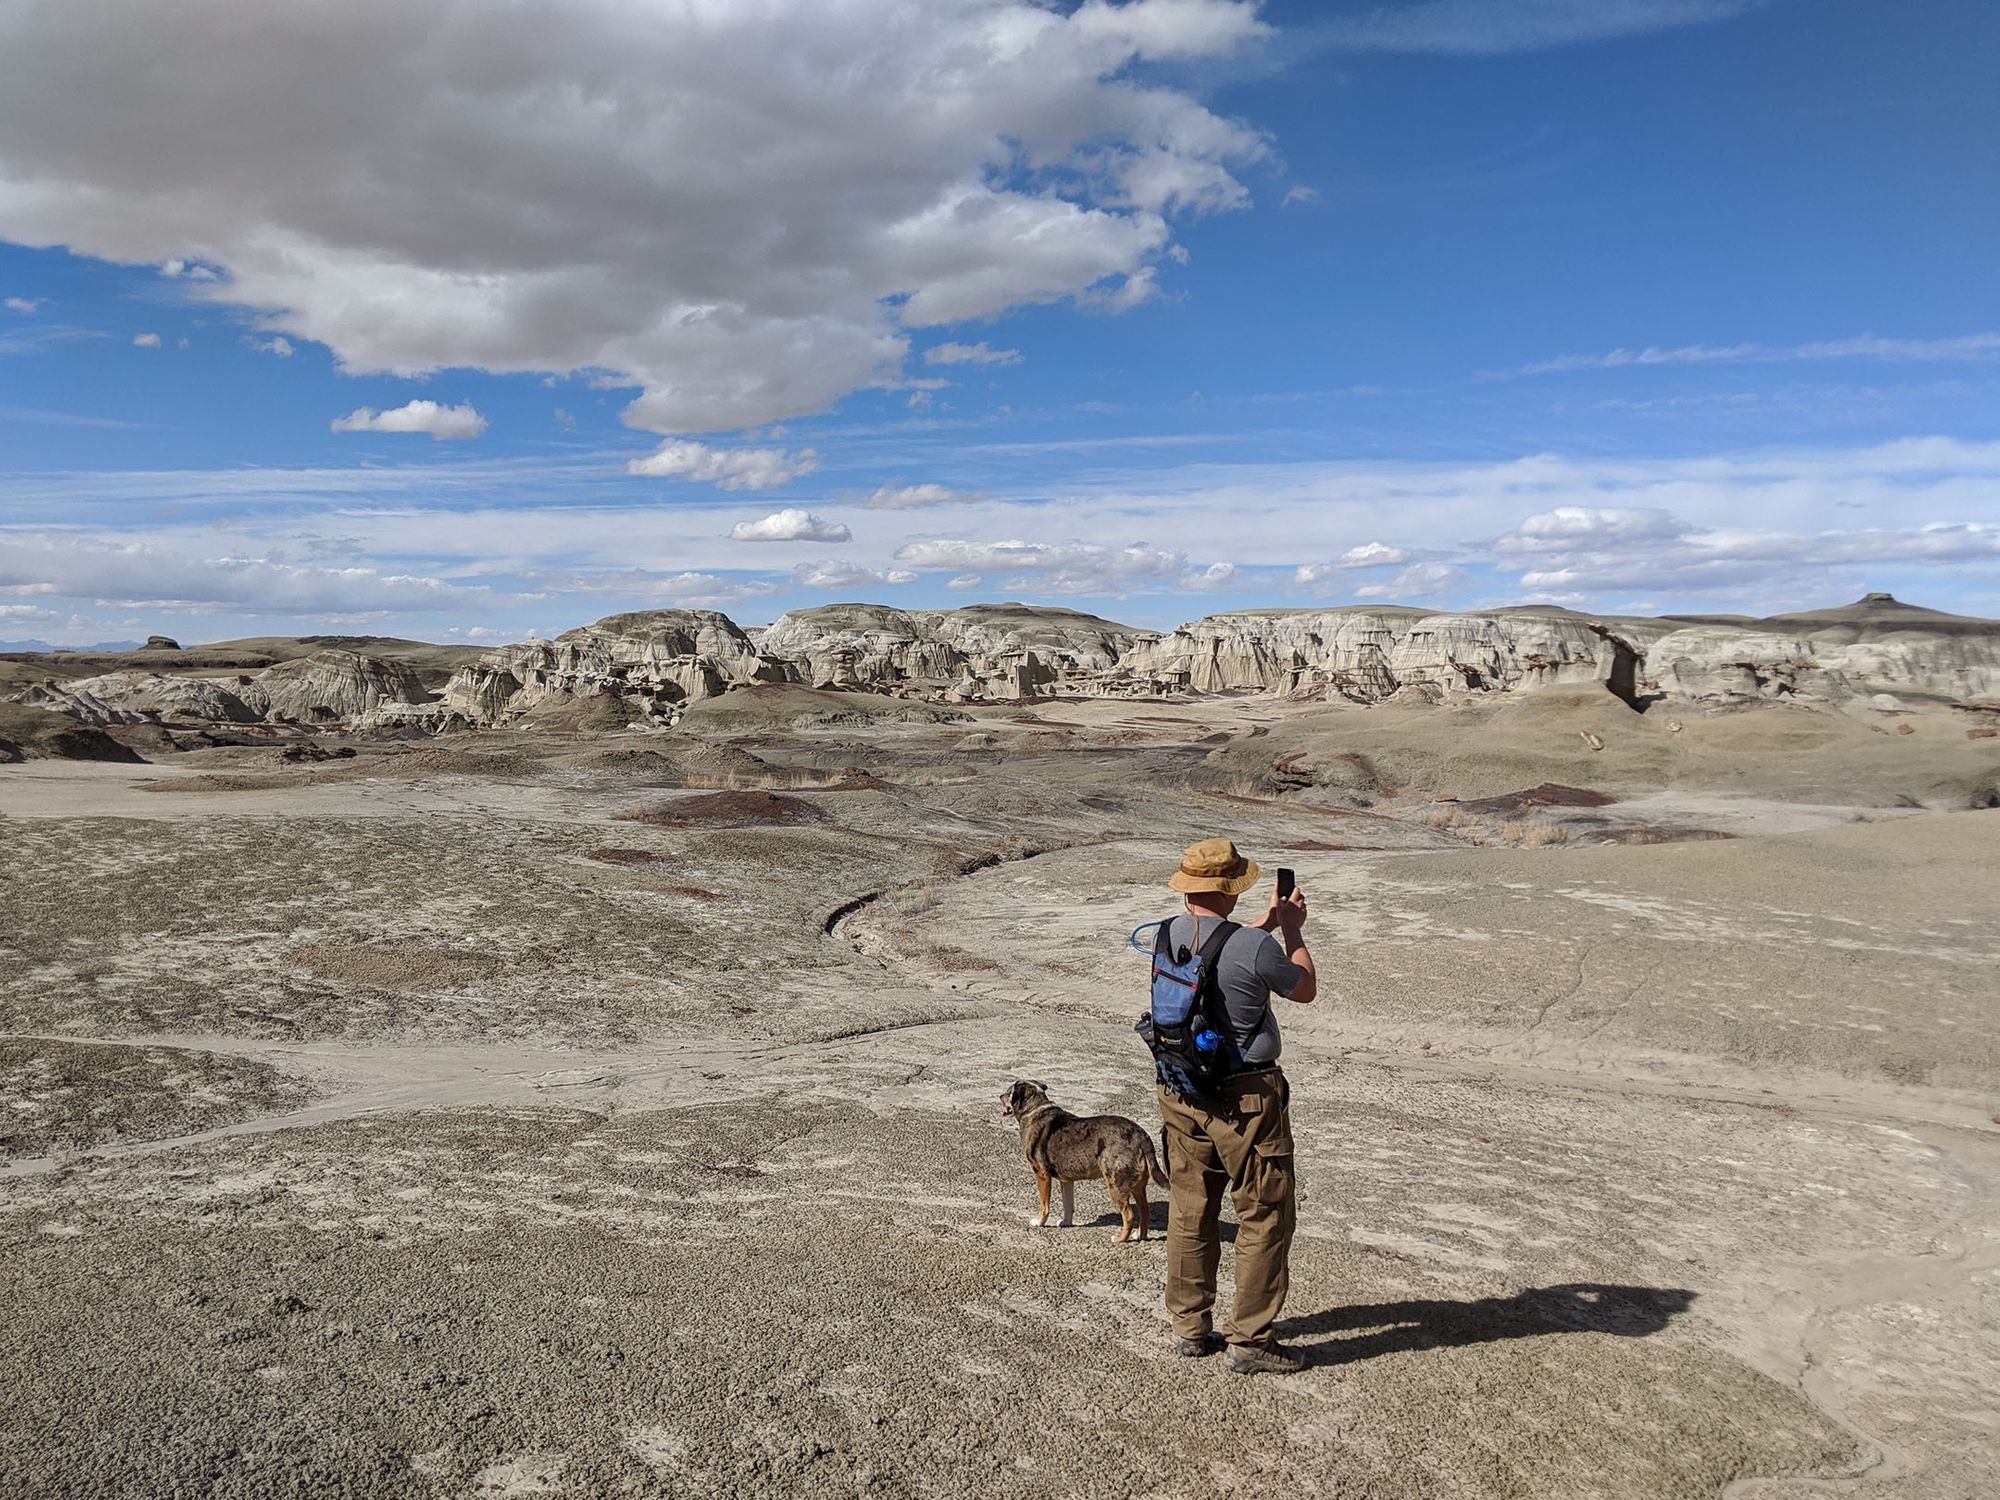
[2,694,1996,1499]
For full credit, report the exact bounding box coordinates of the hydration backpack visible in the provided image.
[1134,917,1240,1099]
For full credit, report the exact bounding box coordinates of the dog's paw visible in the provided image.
[1057,1217,1074,1229]
[1027,1215,1047,1228]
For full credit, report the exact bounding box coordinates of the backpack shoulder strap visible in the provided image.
[1196,919,1237,967]
[1153,918,1177,960]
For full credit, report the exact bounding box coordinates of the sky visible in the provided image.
[1,0,1997,647]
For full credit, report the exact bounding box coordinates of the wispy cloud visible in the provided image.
[3,296,40,314]
[0,534,495,614]
[1509,331,2000,377]
[0,405,165,431]
[861,483,977,510]
[131,332,162,348]
[791,559,916,590]
[1314,0,1771,56]
[924,342,1023,367]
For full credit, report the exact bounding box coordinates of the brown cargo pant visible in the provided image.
[1159,1069,1296,1347]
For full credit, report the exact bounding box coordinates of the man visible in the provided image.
[1157,837,1316,1375]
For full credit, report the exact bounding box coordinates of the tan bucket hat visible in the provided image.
[1168,837,1261,895]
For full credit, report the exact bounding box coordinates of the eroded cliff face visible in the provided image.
[441,610,774,728]
[13,650,428,728]
[1121,608,1662,702]
[1646,597,2000,705]
[754,603,1168,700]
[9,595,1996,734]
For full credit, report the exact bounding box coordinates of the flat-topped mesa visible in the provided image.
[443,609,777,726]
[754,602,1176,700]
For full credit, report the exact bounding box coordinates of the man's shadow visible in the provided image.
[1277,1283,1695,1365]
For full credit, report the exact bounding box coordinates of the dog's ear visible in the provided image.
[1030,1080,1047,1093]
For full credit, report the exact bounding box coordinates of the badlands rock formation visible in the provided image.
[756,603,1167,700]
[1646,595,2000,705]
[16,649,429,729]
[433,594,1995,725]
[6,595,1997,735]
[441,610,777,726]
[1121,606,1655,703]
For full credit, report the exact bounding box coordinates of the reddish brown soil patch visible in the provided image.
[618,790,830,828]
[1460,783,1616,816]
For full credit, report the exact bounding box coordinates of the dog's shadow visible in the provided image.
[1278,1283,1696,1365]
[1081,1206,1235,1242]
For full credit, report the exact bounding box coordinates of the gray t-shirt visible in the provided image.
[1166,915,1304,1067]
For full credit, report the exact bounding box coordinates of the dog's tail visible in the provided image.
[1152,1125,1171,1188]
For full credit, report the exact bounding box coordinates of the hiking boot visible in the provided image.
[1227,1341,1306,1375]
[1174,1334,1220,1358]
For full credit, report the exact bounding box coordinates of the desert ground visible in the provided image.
[2,687,1996,1499]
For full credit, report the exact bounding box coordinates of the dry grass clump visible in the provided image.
[1418,805,1571,847]
[1515,823,1570,847]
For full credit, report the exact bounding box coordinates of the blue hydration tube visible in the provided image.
[1128,919,1167,954]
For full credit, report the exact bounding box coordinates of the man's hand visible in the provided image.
[1254,888,1307,932]
[1267,886,1315,1004]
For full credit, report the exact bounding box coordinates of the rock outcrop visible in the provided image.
[441,610,775,727]
[9,594,1996,734]
[755,603,1168,700]
[0,702,146,763]
[237,649,430,724]
[18,672,263,725]
[14,650,428,729]
[1121,606,1662,702]
[1646,596,2000,705]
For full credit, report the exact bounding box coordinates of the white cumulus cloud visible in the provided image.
[331,399,487,441]
[629,440,818,491]
[0,0,1268,435]
[248,334,294,358]
[729,509,851,544]
[131,332,161,348]
[4,296,38,314]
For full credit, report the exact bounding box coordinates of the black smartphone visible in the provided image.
[1276,867,1295,901]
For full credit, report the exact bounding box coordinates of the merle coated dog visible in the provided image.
[1002,1080,1167,1243]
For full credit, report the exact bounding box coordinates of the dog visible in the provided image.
[1001,1080,1168,1243]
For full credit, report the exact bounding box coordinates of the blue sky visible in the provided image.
[2,0,1997,645]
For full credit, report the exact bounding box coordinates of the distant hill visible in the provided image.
[0,638,143,654]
